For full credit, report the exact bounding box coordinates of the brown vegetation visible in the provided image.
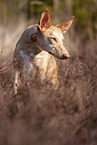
[0,1,97,144]
[0,26,97,144]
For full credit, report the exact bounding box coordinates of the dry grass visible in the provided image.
[0,26,97,145]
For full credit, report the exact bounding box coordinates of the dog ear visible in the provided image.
[39,9,51,32]
[56,16,74,34]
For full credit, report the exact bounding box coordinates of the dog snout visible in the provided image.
[62,54,70,60]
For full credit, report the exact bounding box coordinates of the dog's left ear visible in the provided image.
[56,16,74,34]
[39,9,51,32]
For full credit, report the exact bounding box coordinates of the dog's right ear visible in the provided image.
[38,9,51,32]
[56,16,74,34]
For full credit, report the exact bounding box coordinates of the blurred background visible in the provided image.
[0,0,97,145]
[0,0,97,54]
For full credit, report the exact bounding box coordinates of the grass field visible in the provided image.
[0,24,97,145]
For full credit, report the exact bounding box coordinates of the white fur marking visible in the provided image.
[19,50,29,61]
[30,53,35,57]
[28,63,33,72]
[36,58,41,66]
[19,50,34,73]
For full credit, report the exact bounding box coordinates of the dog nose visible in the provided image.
[62,54,70,59]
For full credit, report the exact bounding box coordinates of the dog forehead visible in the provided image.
[53,30,63,39]
[48,26,63,39]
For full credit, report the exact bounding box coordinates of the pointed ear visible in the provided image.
[39,9,51,32]
[56,16,74,34]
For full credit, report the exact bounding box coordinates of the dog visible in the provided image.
[13,9,74,94]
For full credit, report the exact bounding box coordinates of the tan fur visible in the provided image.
[13,9,74,94]
[34,51,58,84]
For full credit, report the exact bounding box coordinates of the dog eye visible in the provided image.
[51,37,57,42]
[31,33,37,42]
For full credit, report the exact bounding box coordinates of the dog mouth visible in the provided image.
[48,47,56,55]
[48,51,70,60]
